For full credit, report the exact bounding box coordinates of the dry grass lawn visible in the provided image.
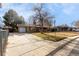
[33,32,79,42]
[46,32,79,37]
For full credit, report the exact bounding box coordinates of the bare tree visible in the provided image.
[31,4,54,33]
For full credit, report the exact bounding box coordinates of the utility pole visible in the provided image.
[53,19,56,39]
[71,21,74,31]
[29,17,30,33]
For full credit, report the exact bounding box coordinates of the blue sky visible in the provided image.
[0,3,79,26]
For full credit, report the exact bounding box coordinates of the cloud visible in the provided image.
[63,6,75,15]
[61,4,75,15]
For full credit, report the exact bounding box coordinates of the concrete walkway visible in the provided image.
[5,33,79,56]
[53,38,79,56]
[69,38,79,56]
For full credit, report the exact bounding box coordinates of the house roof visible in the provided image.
[17,24,53,28]
[3,26,12,29]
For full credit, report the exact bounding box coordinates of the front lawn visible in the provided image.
[33,32,78,42]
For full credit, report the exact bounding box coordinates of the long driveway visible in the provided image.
[5,33,57,56]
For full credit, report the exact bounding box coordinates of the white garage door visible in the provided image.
[19,27,26,33]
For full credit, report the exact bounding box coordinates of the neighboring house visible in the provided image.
[0,25,12,32]
[3,26,12,30]
[72,27,79,32]
[51,26,73,32]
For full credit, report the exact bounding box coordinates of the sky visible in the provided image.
[0,3,79,27]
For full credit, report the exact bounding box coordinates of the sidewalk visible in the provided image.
[53,38,79,56]
[5,33,79,56]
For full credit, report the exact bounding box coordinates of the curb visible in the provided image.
[47,36,79,56]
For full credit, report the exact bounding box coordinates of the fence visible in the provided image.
[0,30,8,56]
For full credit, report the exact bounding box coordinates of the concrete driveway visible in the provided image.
[5,33,79,56]
[5,33,57,56]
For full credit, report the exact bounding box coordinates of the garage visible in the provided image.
[18,27,26,33]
